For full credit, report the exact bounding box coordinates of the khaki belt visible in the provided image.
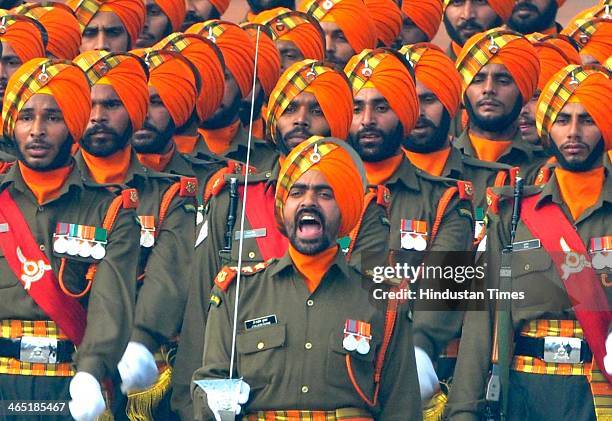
[246,408,373,420]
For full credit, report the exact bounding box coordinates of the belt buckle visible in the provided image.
[19,336,58,364]
[543,336,582,364]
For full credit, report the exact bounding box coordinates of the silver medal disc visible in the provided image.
[78,241,93,258]
[67,238,80,256]
[53,236,68,254]
[401,233,414,250]
[592,251,605,270]
[413,234,427,251]
[343,334,358,352]
[356,338,370,355]
[140,230,155,248]
[91,242,106,260]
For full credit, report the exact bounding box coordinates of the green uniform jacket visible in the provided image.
[0,163,140,382]
[193,251,422,420]
[446,159,612,420]
[454,129,548,185]
[75,150,197,353]
[172,159,391,420]
[385,156,474,361]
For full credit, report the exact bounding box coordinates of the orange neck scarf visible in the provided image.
[199,119,241,155]
[469,131,512,162]
[451,41,463,59]
[555,166,605,221]
[404,147,451,176]
[174,135,199,154]
[288,244,338,294]
[81,147,132,184]
[136,144,176,172]
[363,153,404,185]
[18,161,72,205]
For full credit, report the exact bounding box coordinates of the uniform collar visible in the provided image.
[454,128,544,164]
[442,146,465,179]
[269,247,353,281]
[0,158,85,204]
[75,148,149,187]
[383,154,421,192]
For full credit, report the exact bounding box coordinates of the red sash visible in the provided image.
[239,182,287,261]
[521,194,612,383]
[0,189,86,345]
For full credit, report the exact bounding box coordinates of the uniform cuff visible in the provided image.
[75,356,106,383]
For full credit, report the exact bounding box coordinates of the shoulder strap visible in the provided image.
[521,195,612,384]
[0,189,87,344]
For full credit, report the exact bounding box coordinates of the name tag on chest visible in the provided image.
[512,239,541,251]
[235,228,267,240]
[245,314,277,330]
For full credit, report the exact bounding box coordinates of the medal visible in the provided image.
[67,238,79,256]
[343,334,358,352]
[138,216,156,248]
[140,230,155,248]
[592,251,605,270]
[413,234,427,251]
[53,235,68,254]
[401,232,414,250]
[78,241,93,258]
[356,337,370,355]
[91,242,106,260]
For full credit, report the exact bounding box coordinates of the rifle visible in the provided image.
[221,177,238,257]
[484,177,523,421]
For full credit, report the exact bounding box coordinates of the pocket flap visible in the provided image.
[512,247,553,277]
[237,323,286,355]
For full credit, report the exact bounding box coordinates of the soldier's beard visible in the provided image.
[349,124,403,162]
[465,99,522,134]
[201,92,242,130]
[287,207,334,255]
[81,123,132,157]
[16,136,73,171]
[509,1,557,34]
[551,137,604,172]
[403,111,451,153]
[131,120,176,154]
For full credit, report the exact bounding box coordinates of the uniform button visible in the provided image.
[301,386,309,393]
[524,264,531,271]
[306,299,314,307]
[305,342,312,350]
[37,206,44,212]
[248,252,256,259]
[257,342,265,350]
[39,244,46,252]
[265,172,271,178]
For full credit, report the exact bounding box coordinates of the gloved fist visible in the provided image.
[118,341,159,394]
[69,371,106,421]
[196,378,250,421]
[604,332,612,375]
[414,346,440,400]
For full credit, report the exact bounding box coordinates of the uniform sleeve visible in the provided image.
[412,194,474,358]
[171,194,229,420]
[131,195,196,351]
[75,206,140,382]
[444,206,508,420]
[378,301,422,421]
[191,285,237,421]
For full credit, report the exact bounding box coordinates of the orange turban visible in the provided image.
[155,32,226,122]
[254,8,325,61]
[240,23,282,97]
[266,59,353,145]
[187,20,255,99]
[0,15,46,63]
[209,0,230,15]
[74,50,149,131]
[344,48,418,137]
[154,0,186,32]
[3,58,91,142]
[400,42,462,117]
[275,136,366,237]
[68,0,145,47]
[401,0,443,41]
[456,29,540,105]
[443,0,514,22]
[299,0,377,54]
[562,18,612,65]
[13,3,81,60]
[364,0,402,47]
[134,49,199,128]
[536,65,611,149]
[528,40,580,91]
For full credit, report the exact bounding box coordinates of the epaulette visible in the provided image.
[0,160,14,174]
[534,166,551,186]
[493,166,520,188]
[121,188,139,208]
[456,180,473,201]
[179,177,198,197]
[487,185,541,214]
[203,161,258,203]
[486,187,500,215]
[375,185,391,208]
[214,261,270,292]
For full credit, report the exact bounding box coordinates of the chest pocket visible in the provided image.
[0,247,20,289]
[325,329,377,396]
[230,235,263,264]
[236,323,286,389]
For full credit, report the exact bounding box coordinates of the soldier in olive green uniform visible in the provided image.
[195,136,421,421]
[172,59,390,420]
[73,50,198,419]
[0,59,140,421]
[454,29,549,185]
[447,65,612,421]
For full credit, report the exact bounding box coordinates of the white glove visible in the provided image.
[197,379,250,421]
[414,346,440,400]
[604,332,612,375]
[117,341,159,394]
[69,371,106,421]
